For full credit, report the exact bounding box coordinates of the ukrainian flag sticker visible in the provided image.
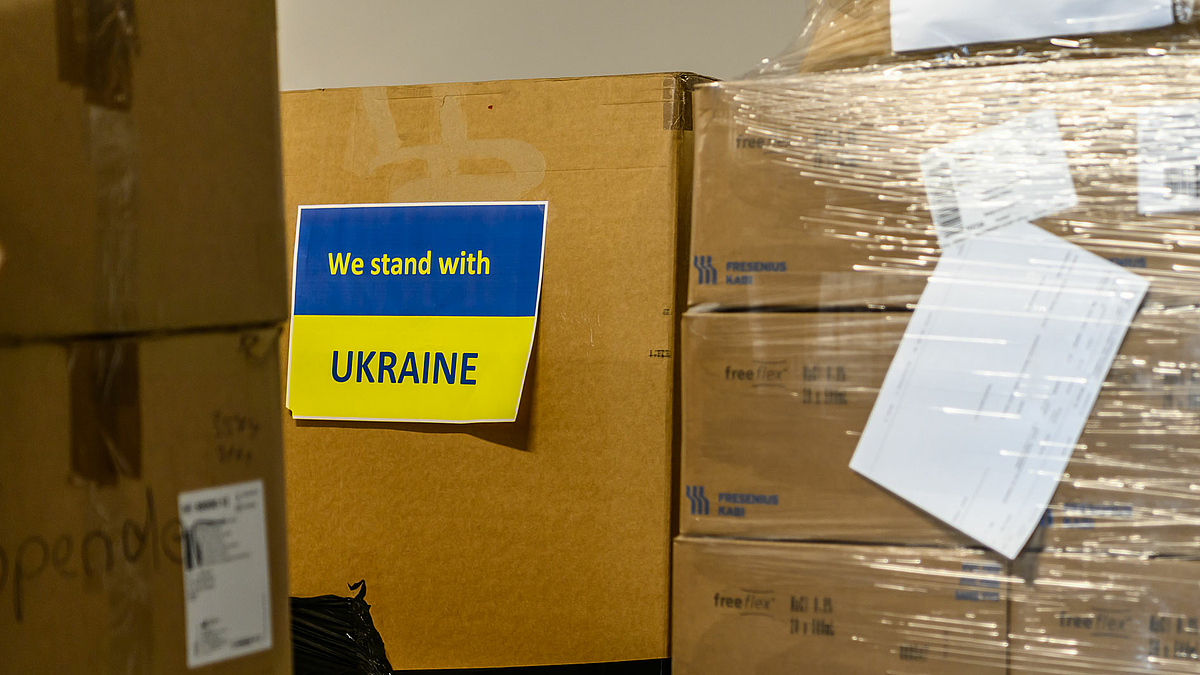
[286,202,548,423]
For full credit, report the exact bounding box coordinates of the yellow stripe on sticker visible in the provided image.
[287,314,538,422]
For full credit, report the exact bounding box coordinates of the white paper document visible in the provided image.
[921,110,1078,248]
[1137,104,1200,215]
[890,0,1178,53]
[849,223,1149,558]
[179,479,274,668]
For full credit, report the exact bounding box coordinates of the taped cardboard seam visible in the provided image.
[57,0,141,334]
[69,339,142,485]
[55,0,138,110]
[663,74,714,131]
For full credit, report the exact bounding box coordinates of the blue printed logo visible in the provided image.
[685,485,711,515]
[693,255,718,285]
[1106,256,1148,269]
[955,562,1002,602]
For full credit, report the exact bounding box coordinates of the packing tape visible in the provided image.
[56,4,148,670]
[68,338,150,674]
[663,74,696,131]
[69,340,142,486]
[56,0,140,332]
[57,0,142,476]
[55,0,138,110]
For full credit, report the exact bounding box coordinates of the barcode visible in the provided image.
[925,159,964,240]
[183,526,201,570]
[1165,164,1200,200]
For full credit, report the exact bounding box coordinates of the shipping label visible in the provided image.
[920,110,1077,249]
[1137,104,1200,215]
[179,480,273,668]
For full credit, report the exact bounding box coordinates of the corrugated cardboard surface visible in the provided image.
[0,0,287,339]
[680,310,960,545]
[1009,552,1200,674]
[0,328,291,674]
[681,308,1200,552]
[280,73,702,669]
[671,536,1010,675]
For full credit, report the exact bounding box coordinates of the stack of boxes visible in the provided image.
[674,12,1200,674]
[0,3,292,673]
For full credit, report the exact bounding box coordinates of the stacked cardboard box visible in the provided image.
[0,2,291,673]
[674,539,1200,674]
[672,537,1010,675]
[280,73,704,669]
[680,307,1200,551]
[675,19,1200,675]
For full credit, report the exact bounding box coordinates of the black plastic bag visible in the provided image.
[291,580,393,675]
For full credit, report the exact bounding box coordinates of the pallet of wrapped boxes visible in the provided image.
[675,4,1200,673]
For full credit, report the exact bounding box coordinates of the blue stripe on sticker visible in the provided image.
[293,203,547,318]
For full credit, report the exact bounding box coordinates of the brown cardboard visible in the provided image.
[790,0,1200,73]
[688,83,928,310]
[680,310,962,545]
[0,328,290,674]
[280,73,704,669]
[681,307,1200,552]
[1008,552,1200,674]
[1040,437,1200,553]
[671,536,1010,675]
[0,0,288,339]
[689,59,1200,310]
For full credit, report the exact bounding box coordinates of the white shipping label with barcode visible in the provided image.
[890,0,1177,53]
[179,479,273,668]
[920,110,1078,249]
[1137,104,1200,215]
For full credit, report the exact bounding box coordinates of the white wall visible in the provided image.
[277,0,808,91]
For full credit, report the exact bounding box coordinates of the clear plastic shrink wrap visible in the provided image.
[759,0,1200,74]
[691,54,1200,310]
[679,4,1200,674]
[680,306,1200,553]
[673,537,1200,675]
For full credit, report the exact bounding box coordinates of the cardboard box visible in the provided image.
[672,537,1010,675]
[0,328,290,673]
[0,0,288,339]
[689,58,1200,310]
[680,310,961,544]
[1008,552,1200,674]
[280,73,704,669]
[681,308,1200,552]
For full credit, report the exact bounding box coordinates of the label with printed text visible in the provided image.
[920,110,1077,248]
[890,0,1176,52]
[1138,104,1200,215]
[179,480,273,668]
